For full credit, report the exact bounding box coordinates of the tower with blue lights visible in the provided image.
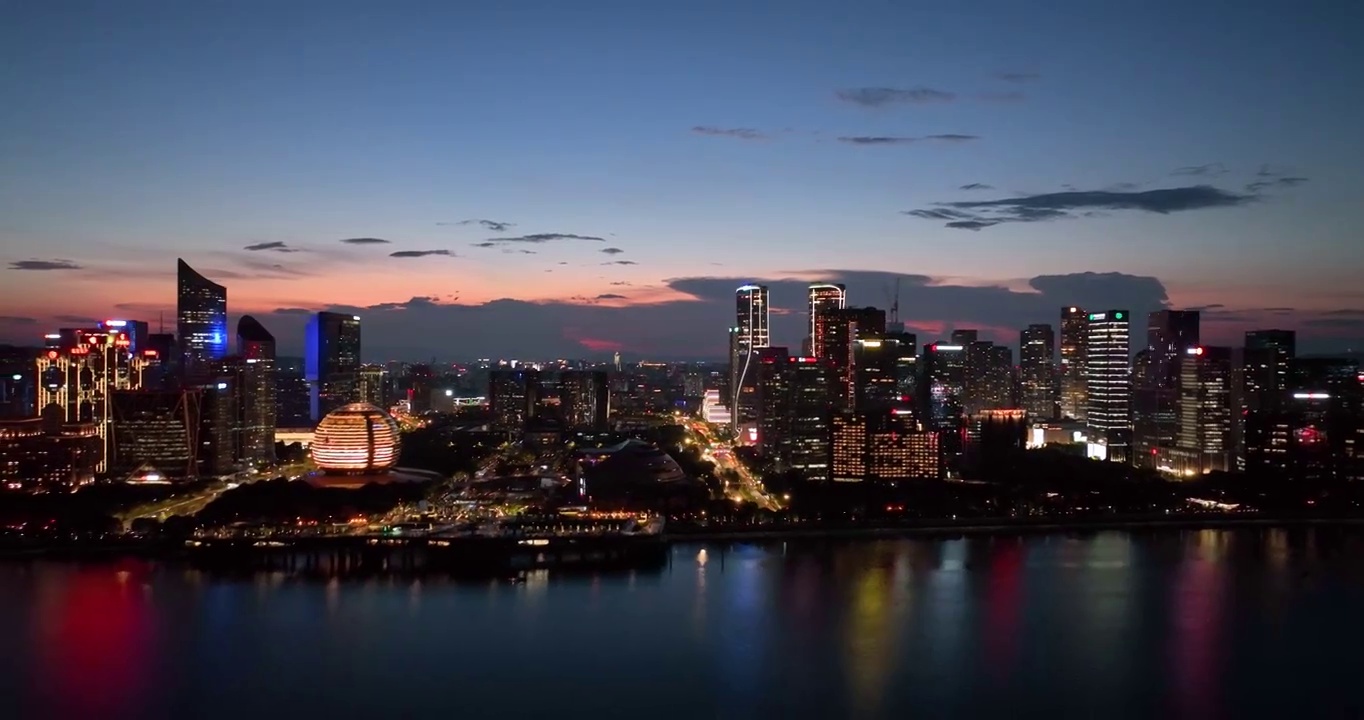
[176,258,228,373]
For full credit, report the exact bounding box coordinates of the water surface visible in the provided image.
[2,529,1362,719]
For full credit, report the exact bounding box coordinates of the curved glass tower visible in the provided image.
[177,259,227,372]
[730,284,770,430]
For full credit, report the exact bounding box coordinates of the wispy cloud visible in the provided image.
[9,259,82,271]
[835,87,956,107]
[340,237,391,245]
[600,247,625,255]
[440,219,515,232]
[0,315,37,324]
[603,260,638,266]
[390,250,455,258]
[691,126,766,140]
[838,134,979,146]
[959,183,994,191]
[595,293,627,300]
[996,72,1041,83]
[1245,177,1309,193]
[474,233,605,246]
[1171,163,1227,177]
[243,241,300,253]
[905,185,1257,230]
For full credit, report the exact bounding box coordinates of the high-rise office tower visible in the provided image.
[951,329,979,346]
[921,342,967,430]
[807,283,847,359]
[110,388,202,479]
[1243,330,1296,413]
[833,410,940,482]
[1085,310,1132,457]
[826,307,887,411]
[1245,357,1362,483]
[177,259,228,374]
[1135,310,1200,467]
[358,364,389,409]
[1170,346,1234,475]
[489,368,540,430]
[306,312,362,422]
[782,356,834,482]
[1059,307,1088,421]
[730,284,770,429]
[1020,324,1057,419]
[406,364,434,414]
[964,341,1014,415]
[753,348,792,456]
[235,315,277,468]
[197,376,236,477]
[559,370,611,430]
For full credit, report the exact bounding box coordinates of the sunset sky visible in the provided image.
[2,0,1361,359]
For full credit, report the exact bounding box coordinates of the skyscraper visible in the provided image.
[782,356,834,482]
[36,326,152,473]
[806,283,847,358]
[306,312,362,422]
[1059,307,1088,421]
[826,306,886,411]
[177,259,228,373]
[921,342,966,430]
[559,370,611,430]
[1243,330,1296,413]
[1085,310,1131,458]
[1134,309,1200,466]
[1171,346,1234,475]
[1019,324,1057,419]
[235,315,276,467]
[950,329,979,346]
[489,368,540,430]
[964,341,1014,415]
[730,284,770,429]
[754,348,792,456]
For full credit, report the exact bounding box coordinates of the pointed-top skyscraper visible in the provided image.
[235,315,277,466]
[177,258,228,373]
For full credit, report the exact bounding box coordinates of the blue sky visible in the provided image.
[1,0,1360,358]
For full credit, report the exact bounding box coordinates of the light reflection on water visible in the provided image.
[2,528,1363,720]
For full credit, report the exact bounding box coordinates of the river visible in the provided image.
[2,528,1362,719]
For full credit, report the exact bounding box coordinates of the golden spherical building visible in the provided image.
[310,403,401,474]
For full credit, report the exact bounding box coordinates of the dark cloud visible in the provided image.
[9,259,82,271]
[959,183,994,191]
[478,233,605,245]
[471,242,498,248]
[979,91,1026,102]
[837,134,979,146]
[340,237,391,245]
[1245,177,1309,193]
[1171,163,1227,177]
[908,185,1257,230]
[595,293,627,300]
[835,87,955,107]
[389,250,454,258]
[996,72,1041,83]
[500,249,536,255]
[600,247,625,255]
[603,260,638,266]
[691,126,765,140]
[243,241,299,253]
[442,219,515,232]
[273,308,316,316]
[0,315,37,324]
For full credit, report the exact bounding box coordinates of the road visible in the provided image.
[684,418,781,511]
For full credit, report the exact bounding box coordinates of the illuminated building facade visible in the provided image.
[782,356,834,482]
[920,342,966,430]
[826,306,886,411]
[964,341,1014,415]
[967,408,1026,476]
[0,414,100,491]
[306,311,362,422]
[310,403,402,474]
[754,348,792,457]
[489,368,540,430]
[1170,346,1234,475]
[1020,324,1056,419]
[1243,330,1296,414]
[1059,306,1088,421]
[730,284,770,429]
[358,364,389,409]
[559,370,611,430]
[35,327,152,472]
[831,413,867,482]
[177,259,228,373]
[1085,310,1132,458]
[110,389,201,479]
[807,283,847,358]
[854,334,914,414]
[235,315,276,467]
[1134,309,1200,468]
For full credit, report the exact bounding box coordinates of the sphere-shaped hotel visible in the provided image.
[310,403,402,474]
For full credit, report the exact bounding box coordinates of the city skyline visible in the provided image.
[2,1,1361,359]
